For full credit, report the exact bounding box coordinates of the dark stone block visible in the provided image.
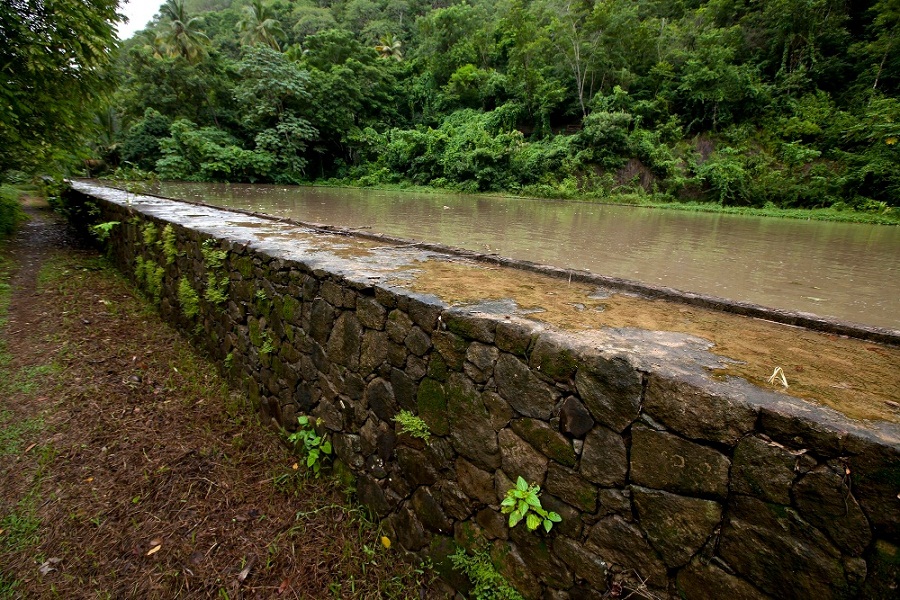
[326,312,362,370]
[495,353,558,419]
[441,480,473,521]
[719,495,850,600]
[386,309,413,344]
[404,325,432,357]
[731,435,796,505]
[386,340,407,368]
[631,486,722,568]
[587,515,667,587]
[530,334,578,382]
[509,525,574,590]
[676,558,771,600]
[554,536,609,591]
[842,429,900,542]
[559,396,594,438]
[390,506,428,551]
[390,367,417,412]
[545,463,597,513]
[397,446,439,486]
[357,295,387,330]
[405,354,427,382]
[793,462,872,556]
[499,428,548,487]
[491,541,543,600]
[320,280,344,307]
[408,296,443,331]
[644,374,758,445]
[511,418,576,467]
[444,310,496,343]
[417,377,450,436]
[466,341,499,372]
[482,391,514,431]
[432,330,468,370]
[309,298,336,345]
[357,475,390,517]
[579,425,627,487]
[475,507,508,539]
[495,320,535,357]
[863,539,900,599]
[630,425,731,499]
[540,494,582,538]
[456,457,496,505]
[359,330,388,377]
[333,433,364,470]
[447,374,500,471]
[365,377,396,422]
[427,352,449,382]
[574,354,641,433]
[412,487,453,535]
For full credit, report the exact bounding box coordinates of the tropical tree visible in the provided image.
[375,34,403,61]
[236,0,285,51]
[158,0,210,63]
[0,0,123,174]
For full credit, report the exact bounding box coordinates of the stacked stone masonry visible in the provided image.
[68,185,899,599]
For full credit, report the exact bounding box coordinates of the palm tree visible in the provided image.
[159,0,209,63]
[375,34,403,61]
[236,0,285,51]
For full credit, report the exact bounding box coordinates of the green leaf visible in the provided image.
[516,476,528,492]
[526,513,541,531]
[509,511,523,528]
[543,519,553,533]
[525,494,542,508]
[500,496,516,509]
[321,440,332,454]
[548,512,562,522]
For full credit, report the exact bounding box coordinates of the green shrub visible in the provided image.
[0,185,26,237]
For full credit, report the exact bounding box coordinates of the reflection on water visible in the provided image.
[152,182,900,329]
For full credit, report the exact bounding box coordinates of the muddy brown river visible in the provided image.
[147,182,900,330]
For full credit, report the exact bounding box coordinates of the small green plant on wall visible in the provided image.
[501,477,561,533]
[287,416,332,477]
[90,220,119,242]
[393,410,431,441]
[178,278,200,319]
[160,224,180,265]
[449,547,524,600]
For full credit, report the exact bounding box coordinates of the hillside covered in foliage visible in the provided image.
[97,0,899,209]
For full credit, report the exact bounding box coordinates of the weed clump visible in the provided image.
[449,547,523,600]
[178,277,200,319]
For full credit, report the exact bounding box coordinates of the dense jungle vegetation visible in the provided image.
[3,0,900,214]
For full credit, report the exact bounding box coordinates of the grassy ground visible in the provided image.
[0,201,433,599]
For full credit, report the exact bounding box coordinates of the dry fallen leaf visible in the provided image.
[277,578,290,594]
[381,536,391,549]
[84,477,94,483]
[147,544,162,556]
[38,557,62,575]
[291,462,299,470]
[23,443,36,454]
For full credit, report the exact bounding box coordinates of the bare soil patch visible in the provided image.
[0,203,429,599]
[406,259,900,423]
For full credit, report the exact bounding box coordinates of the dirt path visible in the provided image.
[0,202,430,599]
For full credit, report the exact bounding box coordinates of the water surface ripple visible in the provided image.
[151,182,900,330]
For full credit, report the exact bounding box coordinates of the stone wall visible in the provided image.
[67,185,899,600]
